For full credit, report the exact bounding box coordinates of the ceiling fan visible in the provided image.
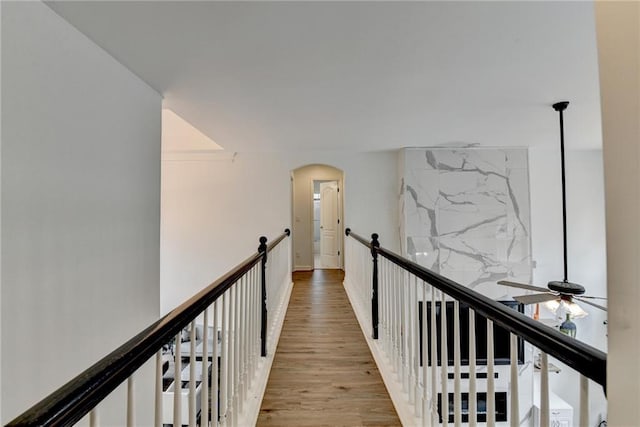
[498,101,607,317]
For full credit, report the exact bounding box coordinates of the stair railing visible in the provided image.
[345,228,606,427]
[8,229,291,427]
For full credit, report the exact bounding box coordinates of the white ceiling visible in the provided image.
[46,1,603,152]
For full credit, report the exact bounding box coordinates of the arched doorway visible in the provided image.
[291,164,345,271]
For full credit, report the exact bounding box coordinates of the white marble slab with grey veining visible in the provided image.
[400,148,532,298]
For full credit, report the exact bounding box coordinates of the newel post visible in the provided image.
[371,233,380,339]
[259,236,268,357]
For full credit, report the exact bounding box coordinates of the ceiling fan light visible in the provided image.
[544,299,561,313]
[564,300,589,319]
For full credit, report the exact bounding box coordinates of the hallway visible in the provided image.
[257,270,400,426]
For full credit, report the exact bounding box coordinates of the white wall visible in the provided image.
[161,150,398,314]
[1,2,161,422]
[595,2,640,425]
[530,149,608,348]
[529,148,607,424]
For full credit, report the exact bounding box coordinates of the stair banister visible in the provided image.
[8,229,291,427]
[345,228,606,426]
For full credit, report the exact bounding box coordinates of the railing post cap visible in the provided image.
[259,236,268,253]
[371,233,379,241]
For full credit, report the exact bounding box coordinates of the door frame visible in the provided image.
[290,164,344,272]
[313,179,342,269]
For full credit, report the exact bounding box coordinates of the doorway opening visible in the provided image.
[291,164,344,272]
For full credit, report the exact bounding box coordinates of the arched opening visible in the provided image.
[291,164,345,271]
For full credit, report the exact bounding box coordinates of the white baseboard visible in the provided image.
[343,279,420,427]
[238,280,294,426]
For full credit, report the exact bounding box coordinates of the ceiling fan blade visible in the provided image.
[497,280,550,293]
[574,296,607,312]
[513,293,559,305]
[577,295,607,300]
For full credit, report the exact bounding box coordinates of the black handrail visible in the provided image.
[267,228,290,252]
[346,229,607,391]
[8,229,291,427]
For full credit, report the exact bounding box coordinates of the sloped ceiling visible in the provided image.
[47,1,602,152]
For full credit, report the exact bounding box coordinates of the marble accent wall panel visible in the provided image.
[400,148,531,298]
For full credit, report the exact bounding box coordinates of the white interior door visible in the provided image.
[319,181,339,268]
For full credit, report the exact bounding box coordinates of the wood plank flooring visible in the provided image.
[257,270,400,426]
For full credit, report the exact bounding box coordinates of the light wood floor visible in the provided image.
[257,270,400,426]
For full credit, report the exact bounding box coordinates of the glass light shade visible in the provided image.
[565,300,588,319]
[544,299,561,313]
[544,298,588,319]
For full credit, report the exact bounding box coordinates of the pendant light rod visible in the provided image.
[553,101,570,282]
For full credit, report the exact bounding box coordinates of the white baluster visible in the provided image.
[233,281,241,422]
[487,319,495,427]
[174,333,182,427]
[540,352,549,427]
[155,350,163,427]
[254,265,259,376]
[422,281,430,427]
[510,333,519,427]
[238,276,245,414]
[252,266,258,383]
[580,375,589,427]
[413,276,421,416]
[220,292,228,425]
[127,375,135,427]
[388,260,393,357]
[202,308,209,427]
[391,265,398,373]
[468,310,477,427]
[403,271,410,393]
[378,258,383,350]
[247,269,254,390]
[367,247,372,327]
[381,259,387,354]
[383,260,390,356]
[189,320,197,427]
[441,292,449,427]
[398,266,403,376]
[408,273,416,403]
[228,286,236,427]
[241,274,247,408]
[430,289,438,427]
[400,269,406,390]
[212,299,219,427]
[379,258,385,352]
[388,263,393,369]
[90,408,99,427]
[453,301,461,427]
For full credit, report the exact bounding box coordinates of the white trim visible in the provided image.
[343,279,420,427]
[293,265,314,272]
[238,279,294,426]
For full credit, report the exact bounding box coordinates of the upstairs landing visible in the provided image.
[258,270,400,426]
